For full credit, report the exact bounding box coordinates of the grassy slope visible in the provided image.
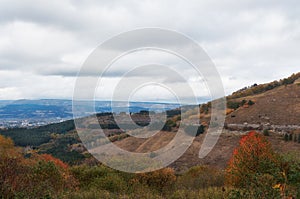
[226,84,300,125]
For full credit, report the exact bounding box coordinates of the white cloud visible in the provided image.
[0,0,299,101]
[0,70,75,100]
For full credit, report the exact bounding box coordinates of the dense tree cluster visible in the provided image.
[0,120,75,147]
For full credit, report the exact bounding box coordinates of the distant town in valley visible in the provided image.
[0,99,180,128]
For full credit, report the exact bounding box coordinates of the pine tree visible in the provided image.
[284,133,289,141]
[289,133,293,141]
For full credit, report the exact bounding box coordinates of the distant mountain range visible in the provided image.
[0,99,180,128]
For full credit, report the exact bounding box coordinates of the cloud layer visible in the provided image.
[0,0,299,102]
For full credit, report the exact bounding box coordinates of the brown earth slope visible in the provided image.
[113,130,300,171]
[226,84,300,125]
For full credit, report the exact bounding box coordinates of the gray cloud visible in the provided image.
[0,0,299,100]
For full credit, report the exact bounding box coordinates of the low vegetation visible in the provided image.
[227,99,255,110]
[1,131,299,199]
[283,131,300,143]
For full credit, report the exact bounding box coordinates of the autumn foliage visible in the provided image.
[39,153,69,170]
[0,135,77,198]
[135,168,176,192]
[225,131,279,188]
[1,131,299,198]
[224,131,286,198]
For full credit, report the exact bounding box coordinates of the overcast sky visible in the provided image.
[0,0,299,102]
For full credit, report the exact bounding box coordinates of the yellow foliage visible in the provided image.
[226,108,234,115]
[0,135,14,149]
[135,168,176,192]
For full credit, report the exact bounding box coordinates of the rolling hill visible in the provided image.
[226,83,300,125]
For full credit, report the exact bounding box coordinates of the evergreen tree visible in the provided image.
[284,133,289,141]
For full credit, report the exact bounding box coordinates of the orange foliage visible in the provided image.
[0,135,14,148]
[39,153,69,170]
[226,108,234,115]
[0,135,77,198]
[226,131,278,187]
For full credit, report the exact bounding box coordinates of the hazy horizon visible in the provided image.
[0,98,207,105]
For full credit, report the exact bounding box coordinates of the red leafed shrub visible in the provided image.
[39,153,69,170]
[225,131,280,188]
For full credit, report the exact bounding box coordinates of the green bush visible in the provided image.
[226,188,280,199]
[248,100,255,105]
[284,133,289,141]
[63,189,115,199]
[70,165,112,189]
[183,125,205,136]
[90,173,127,193]
[176,166,224,190]
[289,133,293,141]
[171,188,224,199]
[227,101,240,110]
[263,129,270,136]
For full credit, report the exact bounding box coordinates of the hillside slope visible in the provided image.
[112,73,300,170]
[112,130,300,170]
[226,83,300,125]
